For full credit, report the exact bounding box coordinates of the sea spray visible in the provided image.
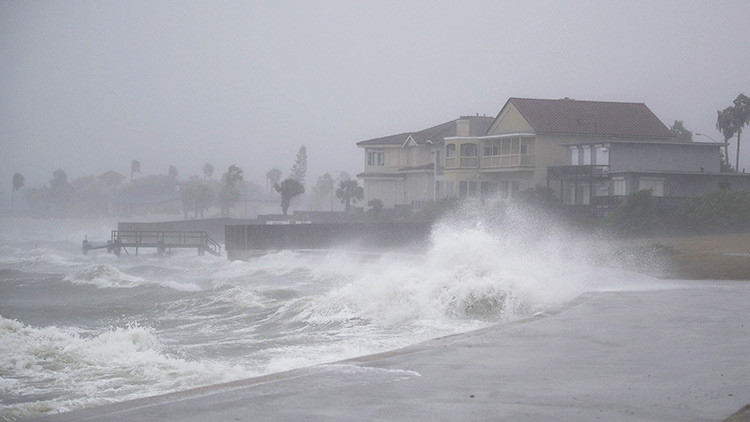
[0,316,253,420]
[0,211,665,419]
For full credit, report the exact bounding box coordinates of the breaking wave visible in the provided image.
[0,316,253,420]
[0,207,663,419]
[63,264,201,291]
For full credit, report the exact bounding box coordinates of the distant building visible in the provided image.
[98,170,127,187]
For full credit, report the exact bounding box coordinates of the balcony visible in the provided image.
[445,154,533,170]
[445,156,479,169]
[481,154,535,168]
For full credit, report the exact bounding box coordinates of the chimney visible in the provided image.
[456,118,470,137]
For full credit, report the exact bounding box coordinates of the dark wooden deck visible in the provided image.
[83,230,221,257]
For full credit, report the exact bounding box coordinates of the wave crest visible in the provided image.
[64,264,146,288]
[0,315,252,419]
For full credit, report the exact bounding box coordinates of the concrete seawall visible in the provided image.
[225,221,433,260]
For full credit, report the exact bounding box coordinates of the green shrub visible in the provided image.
[677,189,750,233]
[603,189,659,235]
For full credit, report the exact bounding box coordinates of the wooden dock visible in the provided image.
[83,230,222,257]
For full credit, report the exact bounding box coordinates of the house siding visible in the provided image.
[610,143,720,173]
[363,178,403,209]
[487,103,535,134]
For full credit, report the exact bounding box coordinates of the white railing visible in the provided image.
[480,154,534,168]
[446,156,479,168]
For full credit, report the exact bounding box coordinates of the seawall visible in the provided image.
[225,221,433,260]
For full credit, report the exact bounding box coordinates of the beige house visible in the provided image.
[442,97,675,199]
[356,116,493,210]
[358,97,676,207]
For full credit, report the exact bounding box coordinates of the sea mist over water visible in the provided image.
[0,207,662,420]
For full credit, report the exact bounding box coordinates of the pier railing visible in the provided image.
[83,230,221,256]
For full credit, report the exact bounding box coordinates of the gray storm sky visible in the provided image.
[1,0,749,189]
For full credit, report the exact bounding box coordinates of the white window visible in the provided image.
[521,140,533,155]
[596,181,609,196]
[446,144,456,158]
[612,177,626,196]
[367,149,384,166]
[639,177,664,197]
[582,146,591,165]
[570,147,579,165]
[460,143,477,157]
[595,145,609,166]
[579,183,590,205]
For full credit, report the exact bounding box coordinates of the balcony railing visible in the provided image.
[446,154,535,169]
[445,156,478,168]
[481,154,535,168]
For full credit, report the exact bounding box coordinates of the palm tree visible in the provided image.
[336,179,364,213]
[716,94,750,171]
[266,168,281,194]
[130,160,141,182]
[274,178,304,215]
[11,172,24,213]
[219,165,243,216]
[203,163,214,181]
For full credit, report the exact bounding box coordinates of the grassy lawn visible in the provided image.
[632,232,750,280]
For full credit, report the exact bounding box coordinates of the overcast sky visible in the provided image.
[2,0,749,190]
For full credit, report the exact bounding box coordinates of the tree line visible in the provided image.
[8,144,365,219]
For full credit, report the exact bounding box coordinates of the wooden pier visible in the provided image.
[83,230,222,257]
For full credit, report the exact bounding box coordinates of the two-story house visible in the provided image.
[356,116,493,209]
[358,97,748,209]
[441,97,677,200]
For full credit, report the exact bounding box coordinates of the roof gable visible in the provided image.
[487,102,535,135]
[402,135,418,147]
[357,116,494,147]
[504,97,674,138]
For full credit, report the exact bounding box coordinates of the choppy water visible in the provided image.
[0,214,654,420]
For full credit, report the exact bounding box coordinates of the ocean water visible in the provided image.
[0,212,657,420]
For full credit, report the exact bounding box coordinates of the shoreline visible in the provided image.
[627,231,750,280]
[40,281,750,421]
[37,293,597,421]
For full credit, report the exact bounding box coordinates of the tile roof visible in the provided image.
[508,98,674,138]
[357,116,494,146]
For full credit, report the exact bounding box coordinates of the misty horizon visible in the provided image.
[2,1,749,190]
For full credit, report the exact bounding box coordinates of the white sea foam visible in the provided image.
[0,246,80,270]
[0,315,254,420]
[62,263,202,291]
[63,264,147,288]
[293,203,662,334]
[0,210,671,419]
